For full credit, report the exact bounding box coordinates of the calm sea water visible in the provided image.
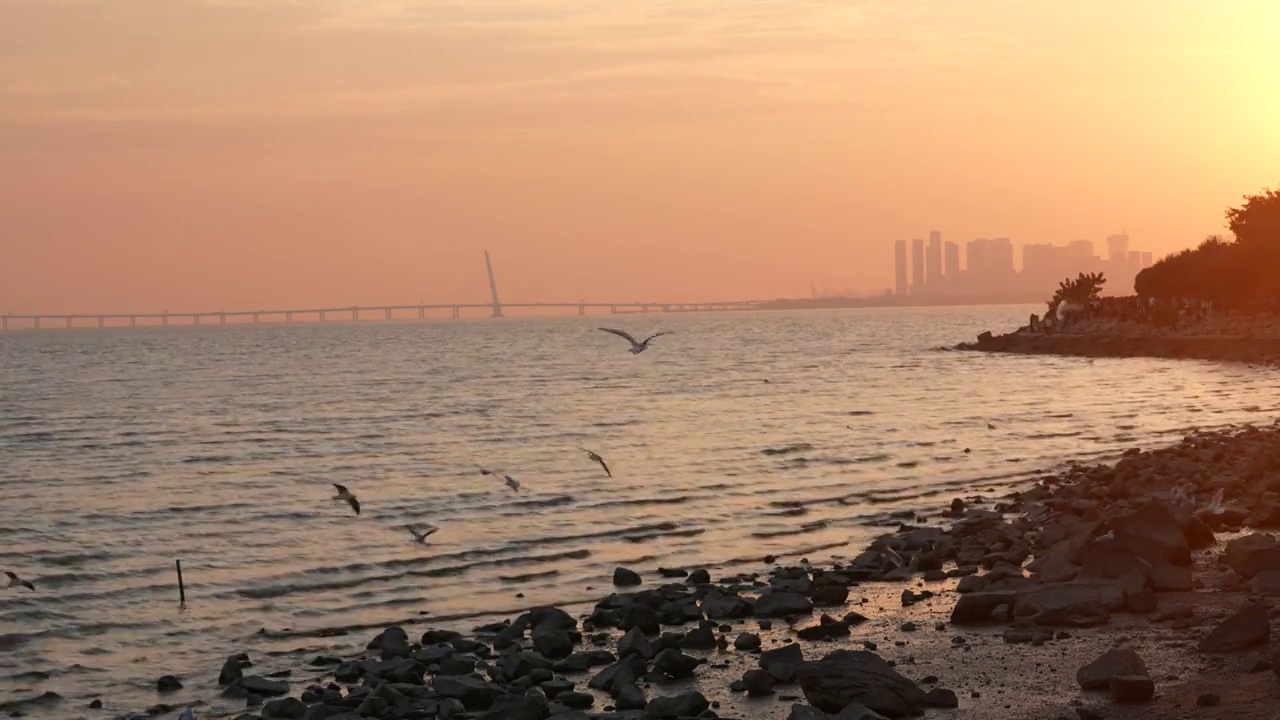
[3,307,1278,717]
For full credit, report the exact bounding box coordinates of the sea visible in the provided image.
[2,306,1278,717]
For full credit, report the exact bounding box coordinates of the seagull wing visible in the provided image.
[21,580,34,591]
[421,525,440,538]
[641,331,671,345]
[4,571,15,581]
[598,327,640,345]
[332,483,349,496]
[347,495,360,515]
[595,456,612,478]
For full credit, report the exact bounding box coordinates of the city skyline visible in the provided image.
[2,1,1277,313]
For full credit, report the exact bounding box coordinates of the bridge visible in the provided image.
[0,251,766,330]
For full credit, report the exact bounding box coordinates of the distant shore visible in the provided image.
[957,315,1280,364]
[24,422,1280,720]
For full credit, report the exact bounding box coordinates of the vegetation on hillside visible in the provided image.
[1135,187,1280,306]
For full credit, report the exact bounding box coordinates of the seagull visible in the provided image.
[478,465,496,477]
[1093,529,1115,544]
[5,571,34,591]
[880,545,906,569]
[1202,488,1224,515]
[332,483,360,515]
[987,423,996,430]
[406,524,439,544]
[503,474,521,492]
[597,328,671,354]
[582,448,612,478]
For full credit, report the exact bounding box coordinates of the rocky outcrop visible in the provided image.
[797,650,929,718]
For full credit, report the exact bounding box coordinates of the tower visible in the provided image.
[893,240,908,296]
[484,250,503,318]
[926,231,942,291]
[911,239,925,294]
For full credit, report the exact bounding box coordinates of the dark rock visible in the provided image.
[239,676,290,696]
[1246,652,1272,673]
[533,629,575,659]
[643,690,709,719]
[1224,534,1280,578]
[1077,649,1148,690]
[923,687,958,708]
[88,700,103,709]
[617,683,647,711]
[558,692,594,709]
[812,585,849,607]
[653,648,702,679]
[1198,603,1270,652]
[480,693,548,720]
[370,625,412,659]
[955,575,986,594]
[156,675,183,693]
[617,628,654,659]
[687,569,711,584]
[620,605,661,635]
[422,629,464,645]
[796,650,928,717]
[588,655,647,693]
[760,643,805,683]
[1079,544,1150,581]
[433,676,508,710]
[742,669,777,695]
[1013,579,1124,626]
[1182,515,1215,549]
[1197,693,1221,707]
[658,567,688,578]
[219,654,249,685]
[832,703,891,720]
[755,590,814,618]
[678,626,716,649]
[701,588,752,620]
[1148,564,1193,592]
[614,567,643,587]
[1111,503,1190,566]
[787,705,830,720]
[949,591,1016,624]
[1252,570,1280,596]
[1109,675,1154,703]
[262,697,306,719]
[734,632,762,651]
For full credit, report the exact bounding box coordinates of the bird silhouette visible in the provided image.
[582,448,612,478]
[331,484,361,515]
[597,328,671,354]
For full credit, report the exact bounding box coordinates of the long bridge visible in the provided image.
[0,251,767,331]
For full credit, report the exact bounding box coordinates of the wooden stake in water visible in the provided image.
[176,559,186,605]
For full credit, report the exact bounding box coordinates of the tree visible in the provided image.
[1225,187,1280,300]
[1051,271,1106,307]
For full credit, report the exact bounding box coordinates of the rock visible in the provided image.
[1148,564,1193,592]
[1252,570,1280,596]
[760,643,805,683]
[617,628,654,659]
[1109,675,1154,703]
[558,692,594,709]
[1199,603,1270,652]
[1197,693,1221,707]
[219,654,248,685]
[677,626,716,649]
[734,632,762,651]
[923,687,959,708]
[796,650,928,717]
[613,567,643,587]
[1245,652,1272,673]
[643,690,709,719]
[617,683,647,710]
[1013,579,1124,626]
[702,588,752,620]
[949,591,1016,624]
[658,567,688,578]
[833,704,891,720]
[1077,649,1148,690]
[1111,503,1190,566]
[1224,534,1280,578]
[798,617,850,642]
[755,590,814,618]
[587,655,646,693]
[156,675,183,693]
[533,629,575,659]
[262,697,306,719]
[955,575,986,594]
[422,629,464,645]
[1079,544,1150,581]
[1182,515,1215,549]
[239,676,290,696]
[812,585,849,607]
[481,694,548,720]
[433,676,508,710]
[788,705,831,720]
[742,669,777,695]
[653,648,702,679]
[687,569,711,584]
[370,626,412,659]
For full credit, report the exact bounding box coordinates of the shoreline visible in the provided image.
[958,331,1280,364]
[11,424,1280,719]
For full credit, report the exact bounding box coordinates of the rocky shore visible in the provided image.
[957,315,1280,363]
[18,421,1280,720]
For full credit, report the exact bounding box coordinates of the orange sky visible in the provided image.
[2,0,1278,313]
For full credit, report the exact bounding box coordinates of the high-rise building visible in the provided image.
[926,231,942,290]
[966,239,989,281]
[911,239,925,294]
[1106,234,1130,262]
[893,240,908,296]
[991,238,1015,276]
[944,242,960,277]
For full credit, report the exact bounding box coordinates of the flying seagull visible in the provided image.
[332,483,361,515]
[406,524,439,544]
[477,465,496,477]
[5,571,34,591]
[597,328,671,354]
[987,423,996,430]
[582,448,612,478]
[503,474,521,492]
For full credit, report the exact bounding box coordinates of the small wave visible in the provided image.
[847,410,875,416]
[1025,431,1083,439]
[497,570,560,584]
[181,454,235,464]
[762,443,814,456]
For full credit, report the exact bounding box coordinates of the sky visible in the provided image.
[1,0,1278,313]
